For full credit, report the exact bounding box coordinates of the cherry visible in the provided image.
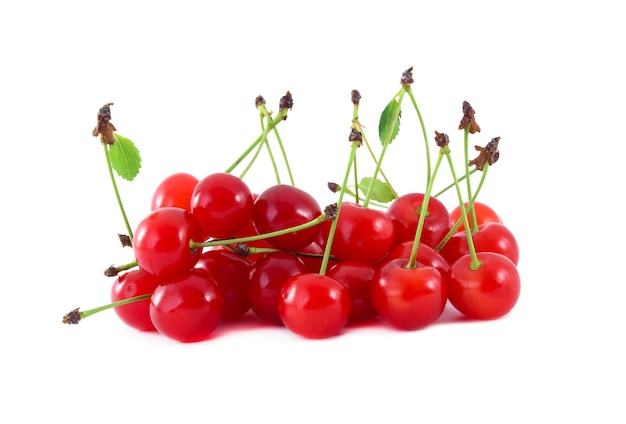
[194,249,251,321]
[133,206,204,278]
[190,172,254,240]
[278,273,351,339]
[438,222,519,266]
[252,184,322,251]
[321,202,395,265]
[387,192,451,249]
[449,201,502,233]
[247,251,308,325]
[110,268,161,332]
[326,260,378,324]
[379,241,450,280]
[447,252,520,320]
[371,258,447,330]
[149,269,224,343]
[150,172,199,212]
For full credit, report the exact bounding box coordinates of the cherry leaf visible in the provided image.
[358,177,397,203]
[109,133,142,181]
[378,98,401,145]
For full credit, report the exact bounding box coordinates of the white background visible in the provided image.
[2,1,624,422]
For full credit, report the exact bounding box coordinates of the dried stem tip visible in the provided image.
[469,137,500,171]
[279,91,293,110]
[458,100,481,134]
[255,95,266,108]
[349,128,363,145]
[351,89,361,105]
[62,308,82,325]
[324,203,339,221]
[327,182,341,193]
[434,131,450,148]
[401,67,414,86]
[92,102,117,144]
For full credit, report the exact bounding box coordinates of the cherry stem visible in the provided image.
[405,87,432,184]
[224,107,289,174]
[433,169,478,197]
[62,294,151,324]
[351,117,398,202]
[443,146,482,270]
[406,149,444,269]
[102,142,134,243]
[463,126,479,232]
[241,246,341,263]
[259,103,295,185]
[433,164,490,253]
[189,213,329,250]
[363,87,405,208]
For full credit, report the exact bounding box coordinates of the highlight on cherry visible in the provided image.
[63,67,521,343]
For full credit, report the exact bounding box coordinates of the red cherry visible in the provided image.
[439,222,519,266]
[321,202,395,264]
[450,201,502,233]
[247,251,308,325]
[190,172,254,240]
[150,172,199,212]
[133,207,204,278]
[387,192,451,249]
[110,268,161,332]
[447,252,520,320]
[278,273,351,339]
[194,249,251,321]
[326,260,378,324]
[379,241,450,278]
[149,270,224,343]
[371,259,447,331]
[252,184,322,251]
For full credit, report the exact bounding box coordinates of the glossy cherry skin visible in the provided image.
[447,252,520,320]
[386,192,451,249]
[371,259,447,331]
[247,251,308,325]
[321,202,395,265]
[150,172,199,212]
[194,249,251,321]
[326,260,378,324]
[439,222,520,266]
[378,241,450,278]
[110,268,161,332]
[450,201,502,233]
[190,172,254,240]
[149,270,224,343]
[133,206,204,278]
[252,184,322,251]
[278,273,351,339]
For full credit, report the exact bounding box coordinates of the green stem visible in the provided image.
[433,164,489,253]
[364,88,405,207]
[62,294,151,324]
[433,169,478,197]
[443,146,482,270]
[406,151,444,269]
[320,141,359,275]
[352,118,398,200]
[224,108,288,174]
[463,126,479,232]
[270,122,295,186]
[190,214,328,250]
[103,143,134,242]
[405,87,431,184]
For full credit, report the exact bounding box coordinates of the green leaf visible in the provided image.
[378,98,401,145]
[358,177,397,203]
[109,133,142,181]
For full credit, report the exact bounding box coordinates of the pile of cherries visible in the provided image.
[106,168,520,342]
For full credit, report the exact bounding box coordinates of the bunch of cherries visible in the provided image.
[63,68,520,343]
